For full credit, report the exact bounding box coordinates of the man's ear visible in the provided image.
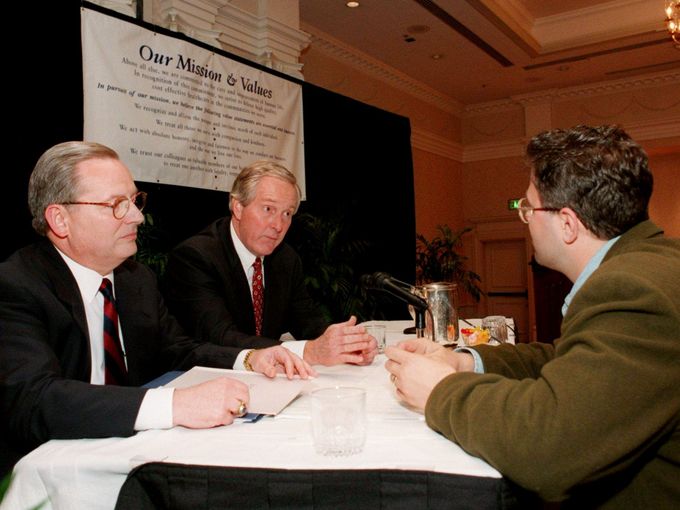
[232,200,243,221]
[44,205,69,239]
[559,208,581,245]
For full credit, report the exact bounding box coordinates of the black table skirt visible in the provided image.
[116,463,540,509]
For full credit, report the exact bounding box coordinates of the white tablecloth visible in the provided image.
[1,321,505,510]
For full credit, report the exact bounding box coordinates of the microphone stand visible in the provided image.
[360,273,431,338]
[415,308,426,338]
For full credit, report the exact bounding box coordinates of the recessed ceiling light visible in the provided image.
[346,1,360,7]
[431,54,443,60]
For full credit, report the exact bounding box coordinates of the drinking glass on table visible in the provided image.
[481,315,508,345]
[310,387,366,456]
[364,324,386,353]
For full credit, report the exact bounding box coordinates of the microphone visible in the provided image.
[360,272,428,311]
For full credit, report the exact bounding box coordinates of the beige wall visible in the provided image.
[648,150,680,238]
[302,47,679,246]
[139,0,678,244]
[462,156,527,224]
[412,148,464,237]
[552,84,680,130]
[461,145,680,235]
[462,108,525,145]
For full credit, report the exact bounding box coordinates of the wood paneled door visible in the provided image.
[472,220,533,343]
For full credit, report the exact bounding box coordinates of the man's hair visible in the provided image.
[28,141,119,235]
[229,160,301,213]
[527,125,653,239]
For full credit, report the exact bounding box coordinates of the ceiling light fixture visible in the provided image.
[665,1,679,47]
[346,1,360,7]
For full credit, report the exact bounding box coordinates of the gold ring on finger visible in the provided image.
[235,400,247,417]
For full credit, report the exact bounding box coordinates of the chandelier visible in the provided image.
[666,1,680,47]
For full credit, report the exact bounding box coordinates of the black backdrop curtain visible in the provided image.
[6,1,414,320]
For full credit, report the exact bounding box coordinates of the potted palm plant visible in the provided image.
[288,212,378,323]
[415,225,482,302]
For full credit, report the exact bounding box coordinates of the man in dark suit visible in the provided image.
[0,142,313,476]
[164,160,377,366]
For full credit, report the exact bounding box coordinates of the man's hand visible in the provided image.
[395,339,475,372]
[384,346,458,413]
[304,316,378,366]
[249,345,317,379]
[396,338,444,355]
[173,377,249,428]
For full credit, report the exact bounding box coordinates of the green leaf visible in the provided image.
[415,224,482,302]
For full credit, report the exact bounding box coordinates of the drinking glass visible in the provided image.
[365,324,386,353]
[481,315,508,345]
[310,387,366,456]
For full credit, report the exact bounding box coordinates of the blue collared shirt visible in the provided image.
[561,235,620,316]
[464,235,620,373]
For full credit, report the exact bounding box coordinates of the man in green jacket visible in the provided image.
[385,125,680,508]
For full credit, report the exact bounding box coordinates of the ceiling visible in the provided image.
[298,0,680,106]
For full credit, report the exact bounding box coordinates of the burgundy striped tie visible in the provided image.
[99,278,128,385]
[252,258,264,336]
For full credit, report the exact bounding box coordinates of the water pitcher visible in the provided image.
[419,282,459,345]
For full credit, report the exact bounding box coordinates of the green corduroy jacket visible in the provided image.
[426,221,680,508]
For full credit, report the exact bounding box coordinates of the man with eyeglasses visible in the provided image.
[0,141,315,475]
[385,125,680,508]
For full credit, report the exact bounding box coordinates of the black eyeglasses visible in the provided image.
[62,191,147,219]
[517,197,559,224]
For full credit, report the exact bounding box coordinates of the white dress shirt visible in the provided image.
[57,248,173,430]
[230,221,307,359]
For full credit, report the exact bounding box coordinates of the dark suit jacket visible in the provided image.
[164,217,327,350]
[0,241,240,474]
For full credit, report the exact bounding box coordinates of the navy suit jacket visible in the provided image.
[0,241,240,473]
[164,217,327,349]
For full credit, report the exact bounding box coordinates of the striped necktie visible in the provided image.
[99,278,128,385]
[252,258,264,336]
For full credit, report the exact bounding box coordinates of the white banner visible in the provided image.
[81,8,305,196]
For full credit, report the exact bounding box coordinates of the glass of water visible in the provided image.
[310,387,366,456]
[481,315,508,345]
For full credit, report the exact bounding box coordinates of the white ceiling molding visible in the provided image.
[151,0,309,79]
[302,23,462,116]
[499,0,535,31]
[215,2,310,79]
[464,70,680,116]
[89,0,137,17]
[215,2,310,57]
[532,0,662,52]
[550,70,680,102]
[462,98,522,117]
[462,138,526,162]
[411,128,463,161]
[472,0,539,54]
[625,115,680,141]
[156,0,220,30]
[460,114,680,163]
[163,10,222,47]
[511,89,558,106]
